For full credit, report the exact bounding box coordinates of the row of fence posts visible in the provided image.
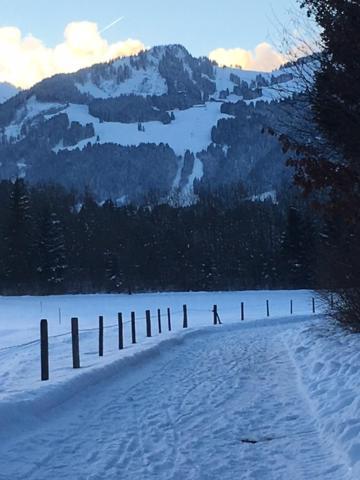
[40,297,321,381]
[40,306,185,381]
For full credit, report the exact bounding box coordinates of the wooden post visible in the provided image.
[71,317,80,369]
[213,305,218,325]
[146,310,152,337]
[241,302,244,321]
[290,300,293,315]
[183,305,188,329]
[266,300,270,318]
[40,319,49,381]
[167,308,172,332]
[118,313,124,350]
[312,297,316,314]
[99,316,104,357]
[331,293,334,309]
[131,312,136,344]
[157,309,162,334]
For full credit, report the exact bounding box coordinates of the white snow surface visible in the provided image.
[5,96,65,140]
[50,66,300,156]
[285,322,360,477]
[251,190,277,203]
[76,65,167,99]
[213,65,301,104]
[52,101,232,157]
[1,290,359,479]
[0,290,315,404]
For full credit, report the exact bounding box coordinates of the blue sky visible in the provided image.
[0,0,302,88]
[1,0,298,55]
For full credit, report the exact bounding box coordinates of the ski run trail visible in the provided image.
[1,313,355,480]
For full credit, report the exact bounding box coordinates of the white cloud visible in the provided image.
[0,22,145,89]
[208,42,285,72]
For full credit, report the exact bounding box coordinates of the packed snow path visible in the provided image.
[0,320,350,480]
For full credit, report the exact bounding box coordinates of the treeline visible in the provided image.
[0,142,179,204]
[0,178,324,295]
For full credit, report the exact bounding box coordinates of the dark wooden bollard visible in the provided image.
[183,305,188,329]
[213,305,218,325]
[131,312,136,344]
[146,310,152,337]
[118,313,124,350]
[312,297,316,314]
[266,300,270,318]
[99,316,104,357]
[71,317,80,369]
[158,309,162,334]
[241,302,244,321]
[330,293,334,309]
[167,308,172,332]
[40,319,49,381]
[290,300,293,315]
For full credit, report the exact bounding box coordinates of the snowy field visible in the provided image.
[2,290,360,478]
[0,290,316,400]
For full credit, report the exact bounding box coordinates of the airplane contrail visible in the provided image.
[100,16,125,34]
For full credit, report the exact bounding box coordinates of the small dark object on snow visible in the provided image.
[240,437,274,444]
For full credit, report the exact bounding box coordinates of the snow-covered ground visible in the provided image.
[0,290,315,400]
[1,290,360,479]
[52,101,233,157]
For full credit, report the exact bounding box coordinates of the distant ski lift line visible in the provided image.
[100,16,125,34]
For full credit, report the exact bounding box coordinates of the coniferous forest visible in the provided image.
[0,178,327,295]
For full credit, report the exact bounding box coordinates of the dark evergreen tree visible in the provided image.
[4,179,33,292]
[289,0,360,220]
[104,250,124,292]
[280,207,308,288]
[37,208,67,293]
[281,0,360,324]
[0,179,322,295]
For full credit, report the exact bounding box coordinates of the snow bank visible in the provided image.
[0,327,206,441]
[284,320,360,477]
[0,315,312,442]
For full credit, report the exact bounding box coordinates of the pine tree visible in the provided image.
[280,207,308,288]
[37,209,67,292]
[4,179,33,292]
[104,250,124,292]
[290,0,360,219]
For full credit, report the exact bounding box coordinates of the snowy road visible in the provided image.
[0,319,351,480]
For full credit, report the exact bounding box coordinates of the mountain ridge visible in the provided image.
[0,82,18,104]
[0,44,300,204]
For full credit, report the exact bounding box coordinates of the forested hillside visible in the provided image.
[0,178,327,295]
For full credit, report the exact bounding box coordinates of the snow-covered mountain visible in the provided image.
[0,45,302,203]
[0,82,18,104]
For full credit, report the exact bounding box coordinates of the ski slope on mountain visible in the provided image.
[51,101,232,156]
[0,312,357,480]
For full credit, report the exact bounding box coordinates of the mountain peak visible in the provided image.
[0,82,19,104]
[149,44,191,58]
